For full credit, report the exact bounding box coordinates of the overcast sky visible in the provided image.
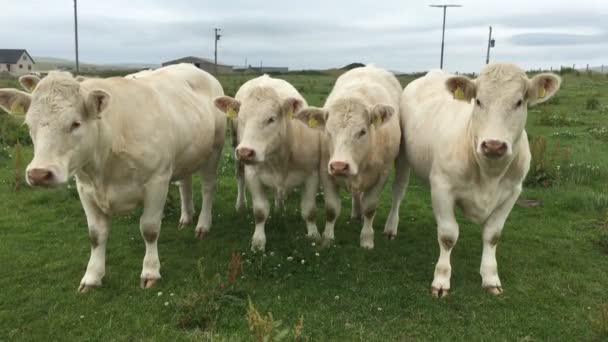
[1,0,606,72]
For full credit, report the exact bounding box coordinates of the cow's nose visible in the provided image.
[27,168,54,186]
[481,140,508,158]
[330,161,349,175]
[236,147,255,161]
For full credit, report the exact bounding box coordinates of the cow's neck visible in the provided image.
[78,119,113,183]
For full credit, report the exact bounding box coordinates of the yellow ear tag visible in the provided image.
[288,110,294,119]
[374,115,382,126]
[10,102,25,115]
[308,117,319,128]
[226,108,237,119]
[454,86,465,100]
[537,87,546,99]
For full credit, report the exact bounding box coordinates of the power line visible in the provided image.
[429,4,462,69]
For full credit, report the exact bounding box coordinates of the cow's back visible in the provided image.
[80,64,225,181]
[400,70,474,181]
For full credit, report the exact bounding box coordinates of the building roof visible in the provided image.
[0,49,35,64]
[162,56,232,67]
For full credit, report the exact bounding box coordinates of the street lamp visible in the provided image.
[429,4,462,69]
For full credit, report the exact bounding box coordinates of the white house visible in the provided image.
[0,49,35,76]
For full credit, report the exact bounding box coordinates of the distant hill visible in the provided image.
[33,56,158,72]
[341,63,365,70]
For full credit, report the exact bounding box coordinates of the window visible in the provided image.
[23,55,27,61]
[28,65,32,71]
[19,64,23,69]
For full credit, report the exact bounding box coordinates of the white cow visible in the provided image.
[296,65,408,249]
[0,63,226,291]
[213,75,321,251]
[400,64,561,297]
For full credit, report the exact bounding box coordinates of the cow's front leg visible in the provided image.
[359,173,390,249]
[78,188,110,293]
[195,147,221,239]
[177,176,194,229]
[301,173,320,240]
[320,171,341,242]
[139,179,170,289]
[247,170,270,252]
[480,187,521,295]
[430,179,458,298]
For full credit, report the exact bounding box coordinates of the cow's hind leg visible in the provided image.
[235,159,247,212]
[383,151,410,239]
[359,173,390,249]
[195,147,222,239]
[78,189,110,293]
[177,176,195,230]
[301,173,320,240]
[351,193,362,220]
[139,179,170,289]
[480,188,520,295]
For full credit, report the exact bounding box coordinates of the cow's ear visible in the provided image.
[85,89,110,118]
[0,88,32,116]
[294,106,327,130]
[214,96,241,118]
[446,76,476,102]
[527,73,561,106]
[282,97,304,118]
[369,104,394,127]
[19,75,41,93]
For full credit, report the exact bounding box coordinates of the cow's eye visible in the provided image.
[266,117,276,125]
[70,121,81,131]
[475,99,482,107]
[515,99,523,108]
[357,129,367,138]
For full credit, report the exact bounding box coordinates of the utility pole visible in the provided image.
[430,4,462,69]
[73,0,80,74]
[214,28,221,74]
[485,26,495,64]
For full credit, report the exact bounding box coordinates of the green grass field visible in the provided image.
[1,71,607,341]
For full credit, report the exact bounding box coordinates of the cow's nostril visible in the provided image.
[28,168,54,185]
[330,162,349,172]
[237,148,255,160]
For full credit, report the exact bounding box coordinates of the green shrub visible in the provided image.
[587,97,601,110]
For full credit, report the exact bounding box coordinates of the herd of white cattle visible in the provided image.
[0,63,561,297]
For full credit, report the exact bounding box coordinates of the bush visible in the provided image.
[525,135,571,187]
[0,113,31,146]
[586,97,601,110]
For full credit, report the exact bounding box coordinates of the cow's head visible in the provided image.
[446,64,560,161]
[296,98,394,177]
[214,87,304,164]
[0,72,110,186]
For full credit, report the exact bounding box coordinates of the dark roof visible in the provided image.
[0,49,35,64]
[162,56,232,67]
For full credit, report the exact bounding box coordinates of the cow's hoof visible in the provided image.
[178,217,192,230]
[194,228,209,240]
[360,241,374,250]
[140,278,158,289]
[78,283,99,293]
[251,242,266,252]
[431,286,450,298]
[306,231,321,241]
[383,231,397,240]
[484,286,503,296]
